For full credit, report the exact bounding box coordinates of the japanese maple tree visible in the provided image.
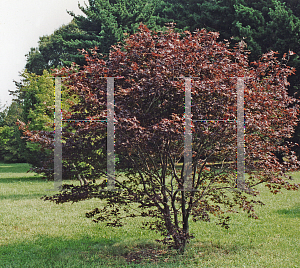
[20,24,299,252]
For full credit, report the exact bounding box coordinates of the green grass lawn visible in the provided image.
[0,162,299,267]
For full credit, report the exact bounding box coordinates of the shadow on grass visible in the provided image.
[0,235,175,267]
[0,234,256,267]
[0,235,122,268]
[277,204,300,218]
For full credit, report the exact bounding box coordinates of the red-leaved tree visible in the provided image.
[20,24,300,252]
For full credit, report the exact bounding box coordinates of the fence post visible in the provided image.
[47,77,62,191]
[236,77,245,190]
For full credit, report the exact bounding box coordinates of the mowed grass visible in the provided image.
[0,162,300,267]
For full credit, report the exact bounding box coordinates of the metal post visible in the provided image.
[236,77,245,190]
[47,77,62,191]
[107,77,115,190]
[183,78,193,190]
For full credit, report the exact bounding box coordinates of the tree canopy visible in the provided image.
[20,24,300,252]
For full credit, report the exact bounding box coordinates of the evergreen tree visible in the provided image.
[25,0,160,75]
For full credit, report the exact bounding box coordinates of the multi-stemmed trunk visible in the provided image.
[163,189,190,253]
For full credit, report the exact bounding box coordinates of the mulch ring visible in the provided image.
[125,247,174,264]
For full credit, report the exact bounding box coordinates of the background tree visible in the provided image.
[25,22,83,75]
[0,101,6,127]
[284,0,300,18]
[0,101,27,163]
[21,24,300,252]
[12,70,55,131]
[25,0,160,75]
[2,71,57,165]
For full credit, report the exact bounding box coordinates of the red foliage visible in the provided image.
[20,24,300,252]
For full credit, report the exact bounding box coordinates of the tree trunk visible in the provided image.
[180,219,189,253]
[72,163,88,186]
